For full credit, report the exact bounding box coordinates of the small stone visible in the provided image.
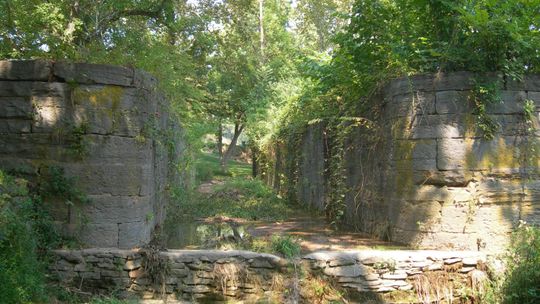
[382,280,409,287]
[183,285,212,293]
[165,277,178,285]
[425,263,443,271]
[342,283,368,292]
[329,258,356,267]
[362,279,383,287]
[444,258,462,265]
[399,284,414,291]
[377,286,396,293]
[197,271,214,279]
[361,257,383,265]
[406,269,423,275]
[79,271,100,280]
[171,268,189,277]
[323,265,365,277]
[412,261,430,268]
[129,268,145,279]
[382,273,408,280]
[74,263,87,272]
[459,267,475,273]
[310,261,327,269]
[364,273,380,281]
[462,257,479,266]
[124,259,142,271]
[101,270,122,277]
[250,258,274,269]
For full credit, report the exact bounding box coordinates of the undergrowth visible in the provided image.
[492,223,540,304]
[0,168,91,303]
[0,170,48,303]
[168,177,296,222]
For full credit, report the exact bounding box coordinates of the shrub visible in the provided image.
[500,223,540,304]
[0,170,47,303]
[271,235,301,259]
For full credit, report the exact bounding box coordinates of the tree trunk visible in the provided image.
[259,0,265,58]
[251,144,259,178]
[217,122,223,158]
[221,123,244,170]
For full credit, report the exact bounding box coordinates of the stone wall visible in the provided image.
[266,72,540,252]
[50,248,490,302]
[50,249,288,302]
[305,250,488,294]
[0,60,183,248]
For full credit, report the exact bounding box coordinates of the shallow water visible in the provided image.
[166,221,250,249]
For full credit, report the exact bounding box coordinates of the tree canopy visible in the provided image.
[2,0,540,167]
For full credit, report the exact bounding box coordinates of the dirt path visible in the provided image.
[246,216,403,252]
[178,178,404,253]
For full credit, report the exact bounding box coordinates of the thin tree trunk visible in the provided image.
[251,145,258,178]
[221,123,244,170]
[259,0,264,58]
[217,122,223,158]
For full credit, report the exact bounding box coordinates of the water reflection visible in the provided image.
[166,221,250,249]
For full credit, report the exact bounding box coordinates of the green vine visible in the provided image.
[469,79,502,140]
[67,122,89,159]
[520,99,539,178]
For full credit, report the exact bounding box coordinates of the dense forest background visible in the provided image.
[3,0,539,170]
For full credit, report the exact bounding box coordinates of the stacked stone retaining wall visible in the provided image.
[0,60,183,248]
[50,249,490,302]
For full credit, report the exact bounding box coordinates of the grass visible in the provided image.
[195,152,251,183]
[168,177,295,222]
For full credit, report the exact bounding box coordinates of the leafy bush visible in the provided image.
[0,170,48,303]
[271,235,301,258]
[499,224,540,304]
[168,177,296,222]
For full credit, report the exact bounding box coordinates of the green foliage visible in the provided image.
[0,167,94,302]
[168,177,295,223]
[270,235,301,258]
[194,152,250,184]
[469,79,502,140]
[67,122,89,159]
[484,224,540,304]
[500,224,540,304]
[89,297,136,304]
[0,170,48,303]
[38,166,88,205]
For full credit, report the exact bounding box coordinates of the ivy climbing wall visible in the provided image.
[266,72,540,252]
[0,60,183,248]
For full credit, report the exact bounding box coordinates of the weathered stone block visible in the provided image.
[0,97,33,118]
[392,139,437,160]
[486,91,526,114]
[323,265,366,277]
[385,92,436,118]
[54,62,134,87]
[81,195,152,226]
[391,200,441,234]
[526,91,540,110]
[525,75,540,91]
[83,135,152,163]
[118,221,152,249]
[0,60,52,80]
[32,105,73,132]
[0,119,31,133]
[62,163,153,196]
[386,75,434,96]
[437,137,533,171]
[79,223,119,247]
[435,91,471,114]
